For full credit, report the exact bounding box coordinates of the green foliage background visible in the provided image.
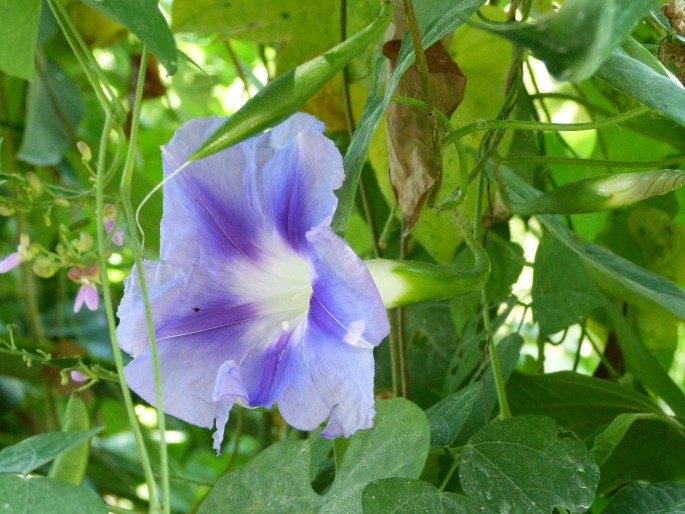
[2,0,685,513]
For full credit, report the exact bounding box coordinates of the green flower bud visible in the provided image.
[365,252,490,310]
[77,141,92,163]
[25,172,44,197]
[32,256,59,278]
[507,170,685,215]
[76,232,94,253]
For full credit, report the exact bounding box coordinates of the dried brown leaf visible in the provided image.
[384,8,466,233]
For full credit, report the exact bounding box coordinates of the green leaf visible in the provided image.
[172,0,334,42]
[0,475,107,514]
[499,166,685,321]
[196,439,321,513]
[594,415,685,493]
[591,413,673,466]
[332,0,486,234]
[187,2,391,163]
[454,333,524,445]
[323,398,430,513]
[606,304,685,416]
[532,234,606,334]
[460,415,599,513]
[79,0,177,75]
[483,0,655,82]
[0,0,41,80]
[17,58,84,166]
[198,398,430,514]
[596,47,685,127]
[603,482,685,514]
[362,478,496,514]
[426,383,480,448]
[48,395,92,485]
[507,371,662,439]
[0,428,102,475]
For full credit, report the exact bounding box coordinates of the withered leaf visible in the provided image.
[384,8,466,234]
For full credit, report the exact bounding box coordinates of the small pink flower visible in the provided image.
[0,252,20,273]
[70,370,88,383]
[104,204,123,246]
[68,265,100,313]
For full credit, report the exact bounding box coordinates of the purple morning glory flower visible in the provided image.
[116,113,389,452]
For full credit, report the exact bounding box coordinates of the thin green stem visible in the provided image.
[474,169,510,419]
[119,47,170,514]
[398,231,410,399]
[52,4,163,507]
[0,81,45,342]
[388,309,402,398]
[95,116,161,513]
[438,452,460,492]
[495,154,685,169]
[340,0,380,257]
[333,437,349,470]
[444,106,649,147]
[227,407,245,470]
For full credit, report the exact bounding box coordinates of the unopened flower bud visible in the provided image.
[32,256,59,278]
[77,141,92,163]
[77,232,94,253]
[53,197,70,208]
[25,172,44,197]
[0,204,13,216]
[507,169,685,215]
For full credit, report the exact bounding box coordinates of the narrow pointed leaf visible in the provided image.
[79,0,177,74]
[187,2,392,163]
[0,428,102,475]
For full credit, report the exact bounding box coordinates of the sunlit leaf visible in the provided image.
[0,0,41,80]
[187,2,392,163]
[333,0,486,235]
[79,0,177,74]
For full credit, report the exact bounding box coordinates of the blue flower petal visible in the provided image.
[274,318,376,438]
[118,113,389,448]
[159,113,342,267]
[307,226,390,349]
